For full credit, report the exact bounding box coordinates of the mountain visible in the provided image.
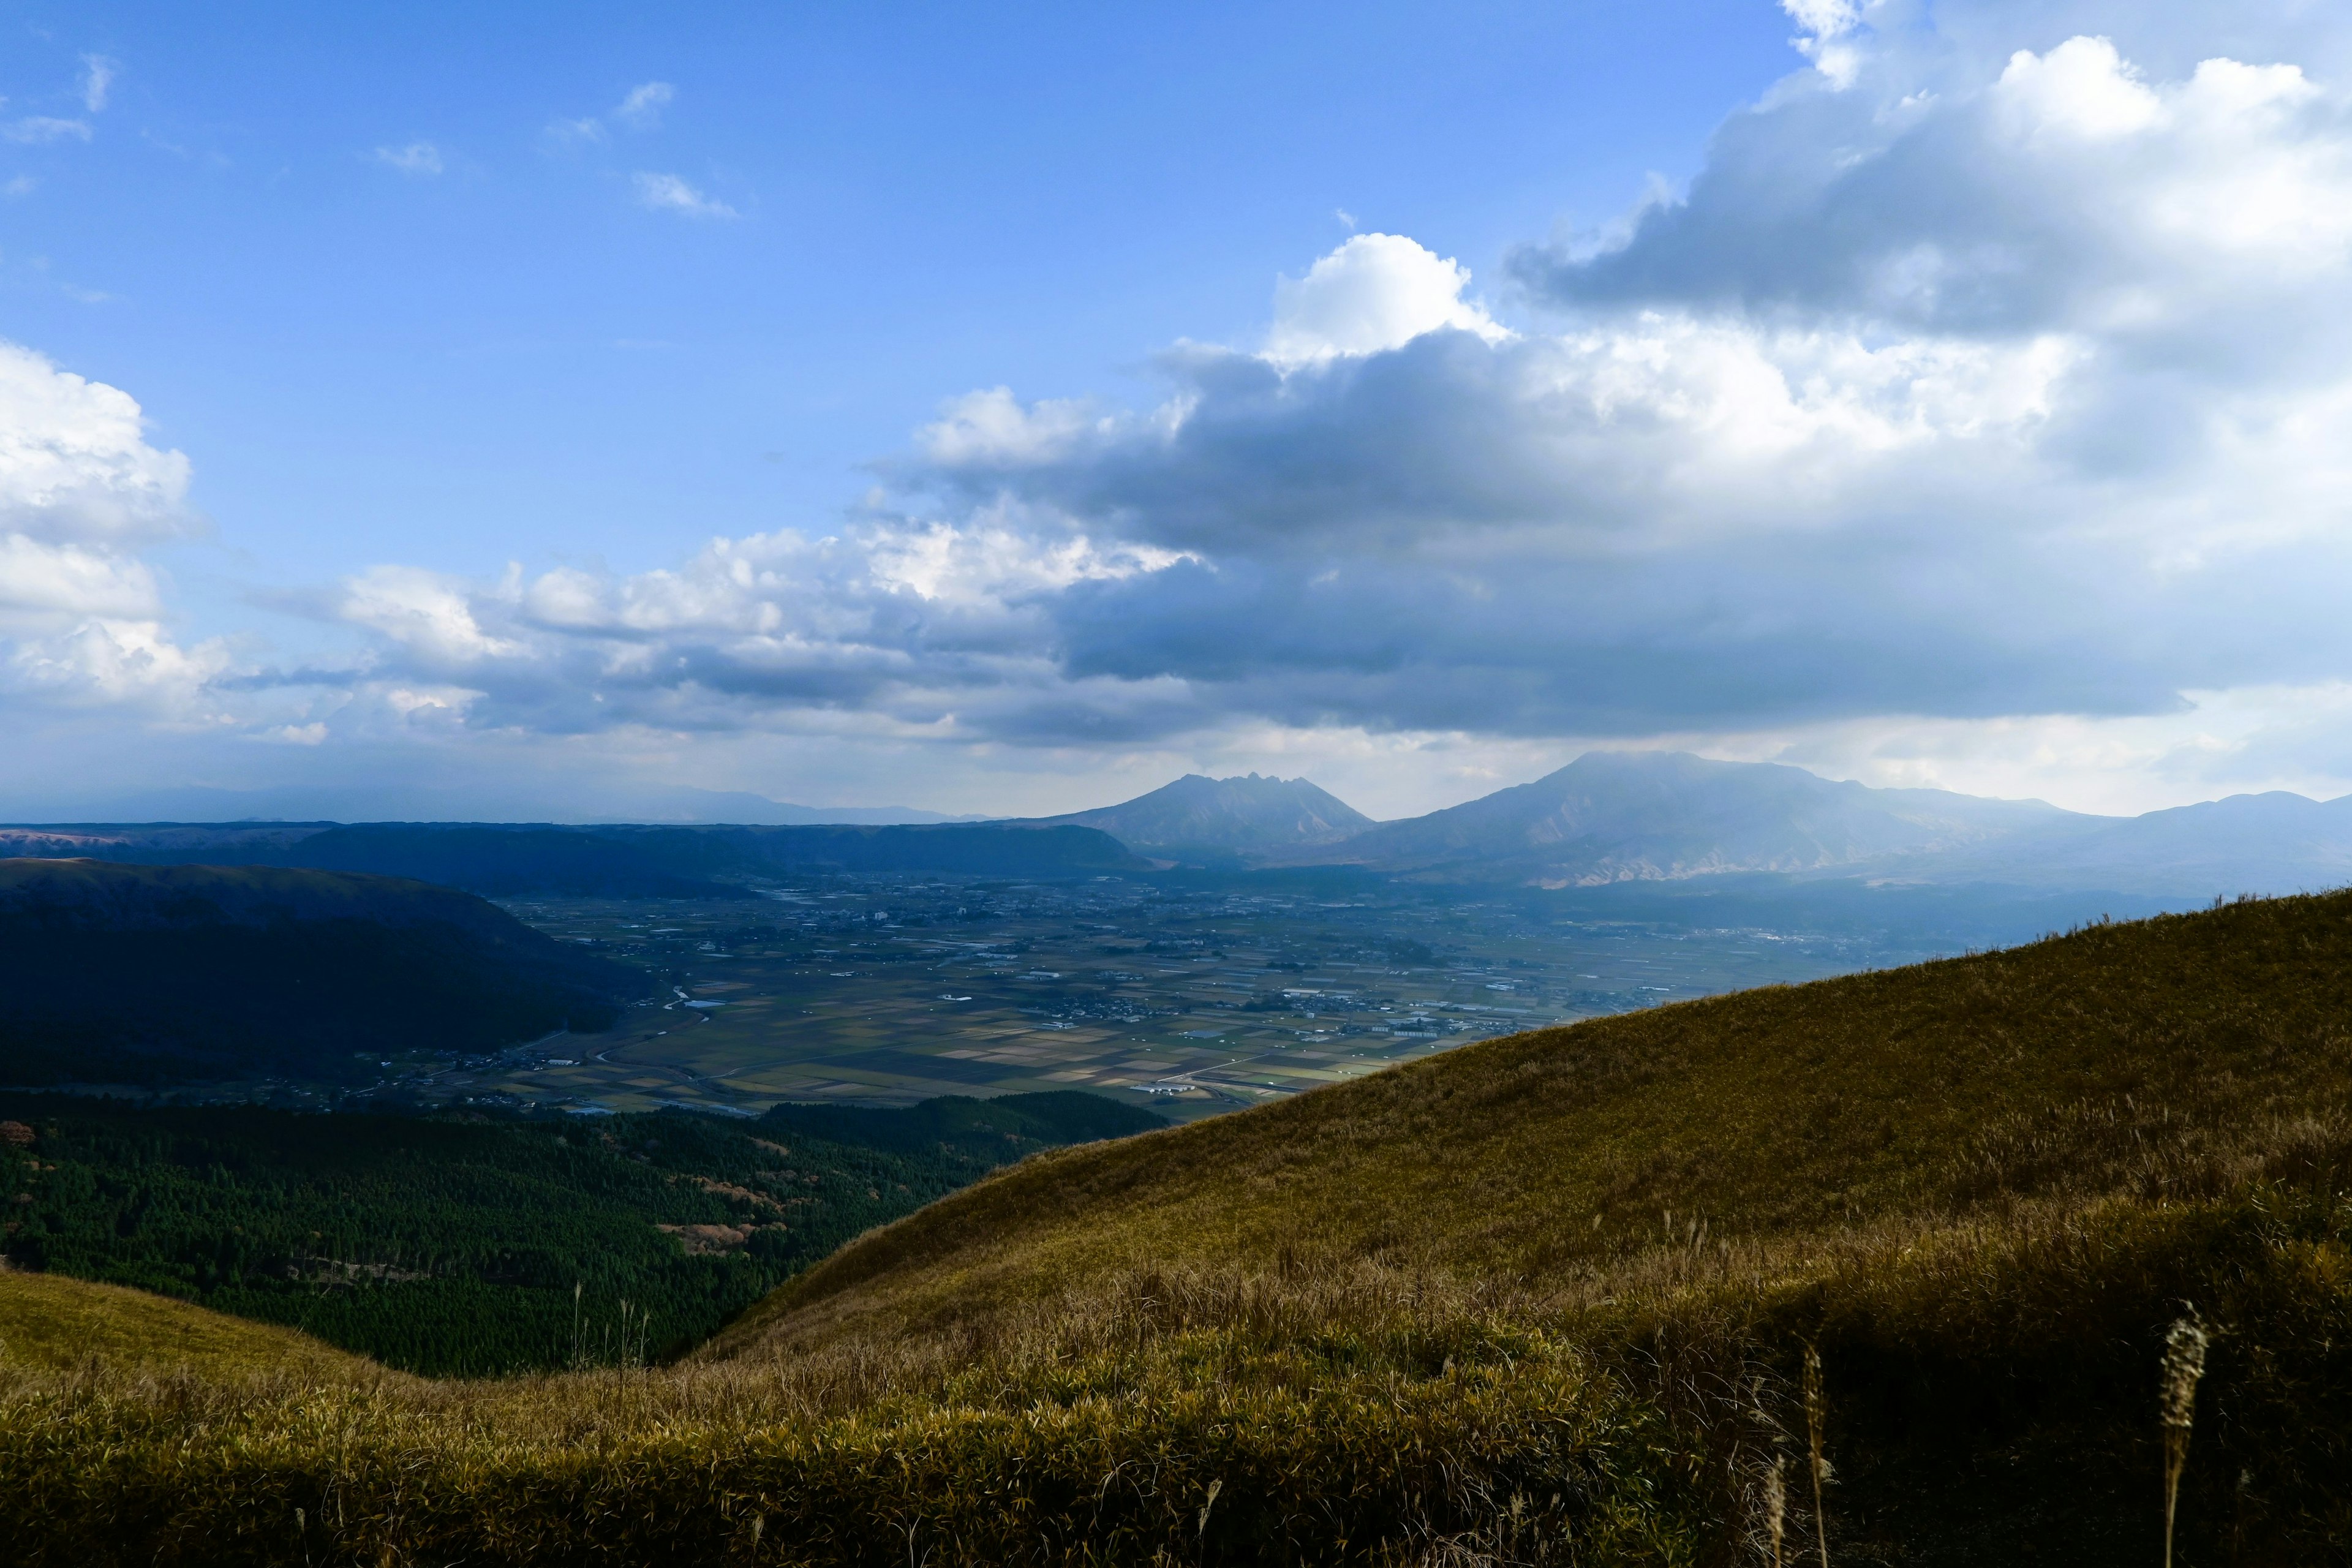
[281,825,758,899]
[607,790,987,826]
[1889,788,2352,897]
[1276,749,2073,884]
[0,820,1147,892]
[0,860,635,1087]
[5,783,984,827]
[1008,772,1374,855]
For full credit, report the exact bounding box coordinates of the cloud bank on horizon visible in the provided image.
[9,0,2352,816]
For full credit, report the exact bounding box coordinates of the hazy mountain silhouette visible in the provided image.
[0,821,1145,895]
[1008,773,1375,854]
[1884,790,2352,897]
[1272,751,2072,884]
[1270,751,2352,900]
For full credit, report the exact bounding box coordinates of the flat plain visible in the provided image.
[404,870,1918,1121]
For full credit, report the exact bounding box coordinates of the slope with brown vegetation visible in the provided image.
[0,1268,368,1378]
[719,890,2352,1352]
[6,894,2352,1565]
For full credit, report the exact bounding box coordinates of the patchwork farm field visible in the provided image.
[405,871,1909,1121]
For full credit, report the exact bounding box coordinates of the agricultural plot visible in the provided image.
[411,873,1908,1122]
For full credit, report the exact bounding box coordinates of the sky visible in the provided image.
[6,0,2352,822]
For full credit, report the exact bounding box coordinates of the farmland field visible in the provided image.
[393,871,1912,1122]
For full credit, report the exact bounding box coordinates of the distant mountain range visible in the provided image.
[9,752,2352,905]
[1270,752,2067,884]
[0,821,1145,895]
[1239,752,2352,900]
[1002,773,1373,856]
[9,783,984,827]
[1017,752,2352,901]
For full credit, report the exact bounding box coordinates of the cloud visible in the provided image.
[0,339,221,714]
[633,172,736,219]
[615,81,674,130]
[545,116,606,146]
[4,117,91,145]
[80,54,115,113]
[849,15,2352,748]
[1263,233,1507,368]
[240,7,2352,791]
[372,141,443,176]
[24,0,2352,820]
[1511,32,2352,343]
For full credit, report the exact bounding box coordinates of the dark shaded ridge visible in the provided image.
[0,820,1149,891]
[0,861,633,1087]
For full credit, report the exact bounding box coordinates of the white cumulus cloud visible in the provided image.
[0,341,222,714]
[24,0,2352,815]
[1264,233,1506,368]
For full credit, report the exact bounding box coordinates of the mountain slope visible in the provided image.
[1890,787,2352,896]
[1011,772,1374,853]
[0,1268,366,1378]
[713,887,2352,1349]
[0,861,635,1087]
[1277,749,2073,884]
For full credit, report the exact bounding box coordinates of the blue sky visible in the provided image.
[7,2,1785,581]
[6,1,2352,821]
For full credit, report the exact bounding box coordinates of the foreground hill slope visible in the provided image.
[9,895,2351,1566]
[721,887,2352,1346]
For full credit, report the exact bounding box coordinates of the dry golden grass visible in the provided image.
[0,1267,368,1379]
[717,894,2352,1359]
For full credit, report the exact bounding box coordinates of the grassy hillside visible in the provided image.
[719,891,2352,1344]
[1,1091,1158,1375]
[0,1268,366,1378]
[6,894,2352,1564]
[0,859,635,1086]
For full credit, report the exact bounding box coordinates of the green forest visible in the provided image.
[0,1091,1158,1375]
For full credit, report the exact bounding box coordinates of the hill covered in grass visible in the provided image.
[0,1268,369,1378]
[722,888,2352,1344]
[0,860,636,1087]
[6,894,2352,1564]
